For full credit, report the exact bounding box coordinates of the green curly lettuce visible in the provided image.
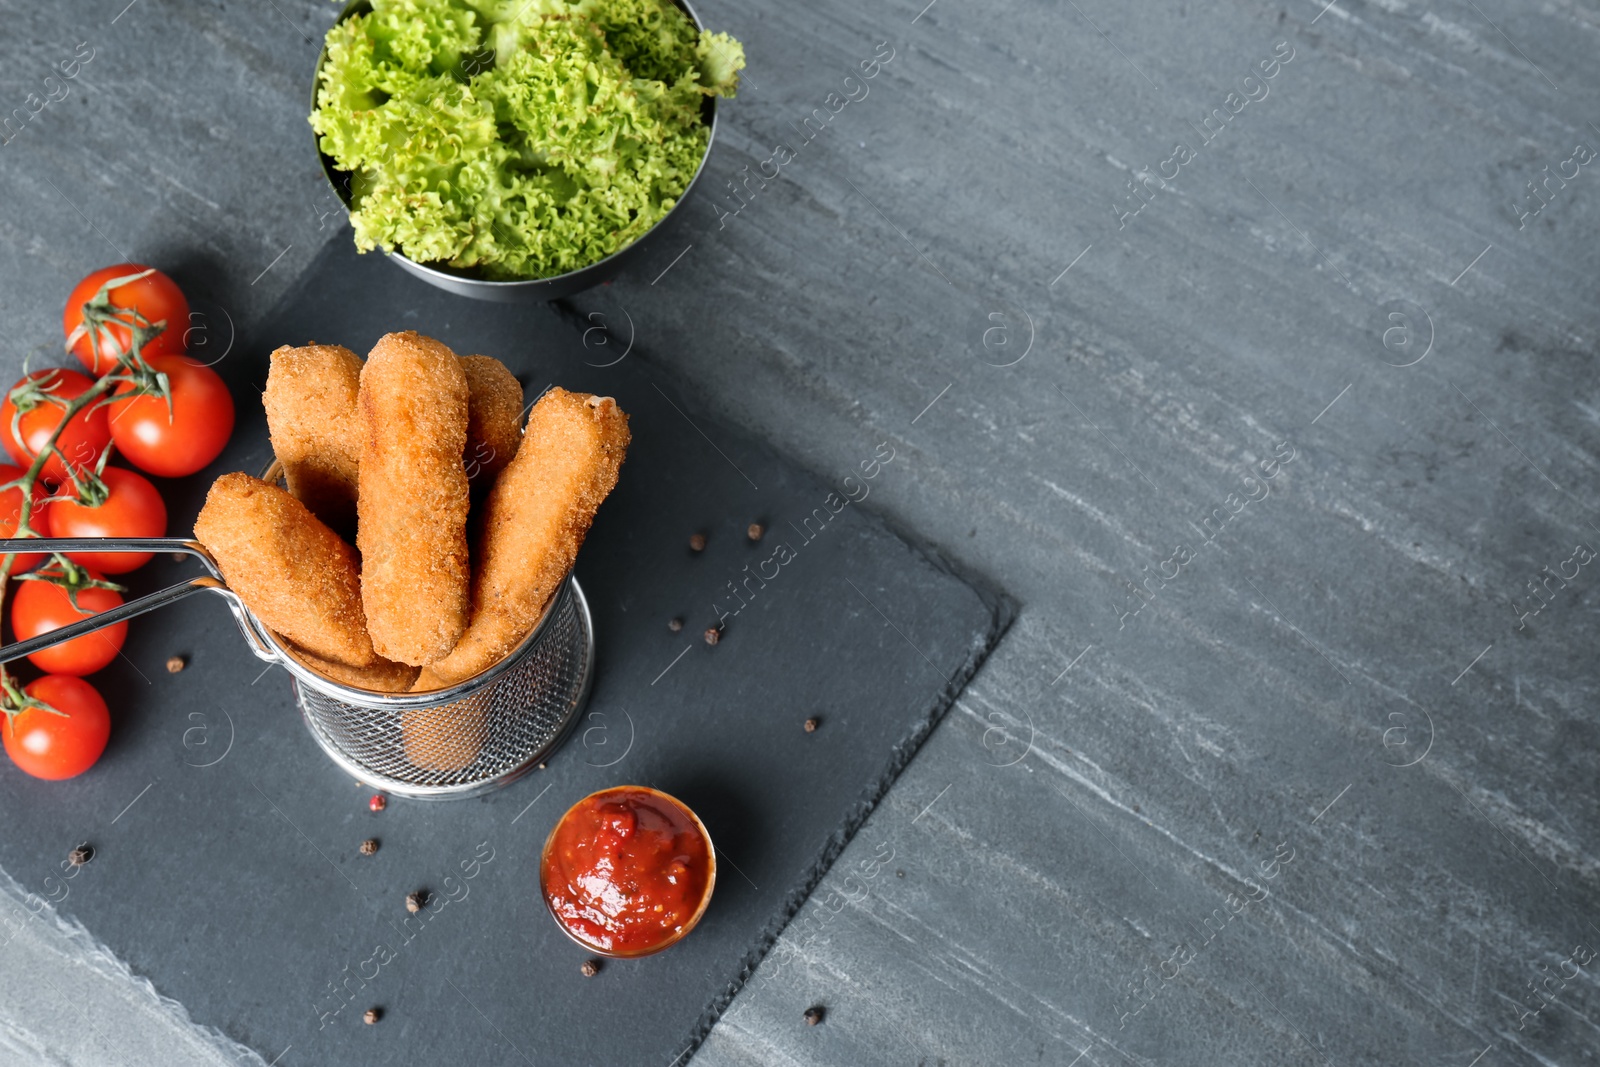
[310,0,743,280]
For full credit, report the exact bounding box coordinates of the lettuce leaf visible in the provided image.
[309,0,742,280]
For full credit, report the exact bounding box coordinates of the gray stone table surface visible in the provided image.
[2,1,1599,1065]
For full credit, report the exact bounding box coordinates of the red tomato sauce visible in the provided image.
[541,787,713,955]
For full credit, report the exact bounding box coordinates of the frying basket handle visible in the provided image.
[0,577,225,665]
[2,537,222,579]
[0,538,279,666]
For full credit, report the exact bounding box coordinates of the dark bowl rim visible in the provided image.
[310,0,722,292]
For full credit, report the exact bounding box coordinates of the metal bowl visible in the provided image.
[311,0,719,303]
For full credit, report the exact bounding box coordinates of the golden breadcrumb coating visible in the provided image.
[414,388,628,690]
[277,636,421,693]
[459,354,523,484]
[357,331,472,665]
[263,343,363,535]
[195,472,376,667]
[265,346,518,527]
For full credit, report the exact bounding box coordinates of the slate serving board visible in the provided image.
[0,240,1007,1067]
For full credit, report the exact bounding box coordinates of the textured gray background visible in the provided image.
[2,0,1598,1065]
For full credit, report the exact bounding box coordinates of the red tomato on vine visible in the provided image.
[0,369,112,486]
[0,462,51,575]
[63,265,188,376]
[108,355,234,477]
[50,466,167,574]
[2,675,111,780]
[11,566,128,677]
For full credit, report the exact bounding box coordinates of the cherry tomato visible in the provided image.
[108,354,234,478]
[0,463,51,575]
[49,466,167,574]
[0,369,112,486]
[11,567,127,676]
[2,675,111,780]
[63,264,188,376]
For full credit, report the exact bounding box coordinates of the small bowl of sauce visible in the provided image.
[540,785,716,958]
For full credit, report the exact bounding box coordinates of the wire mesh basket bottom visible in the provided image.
[291,580,593,799]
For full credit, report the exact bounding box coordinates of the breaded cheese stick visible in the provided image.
[265,346,513,521]
[357,331,472,665]
[277,636,421,693]
[194,473,377,667]
[401,701,488,772]
[460,355,523,484]
[414,388,629,690]
[263,343,363,534]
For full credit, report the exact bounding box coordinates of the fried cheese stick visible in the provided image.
[277,636,420,693]
[195,473,377,667]
[265,346,518,523]
[413,388,629,690]
[262,343,363,535]
[460,355,523,484]
[357,331,472,665]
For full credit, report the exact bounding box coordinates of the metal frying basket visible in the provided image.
[287,577,593,798]
[0,536,594,800]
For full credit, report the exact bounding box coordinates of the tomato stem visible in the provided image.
[16,560,127,613]
[0,674,67,721]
